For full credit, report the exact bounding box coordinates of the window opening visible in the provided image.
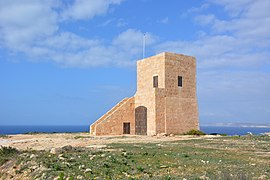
[178,76,182,87]
[153,76,158,88]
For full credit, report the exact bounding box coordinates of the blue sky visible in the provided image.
[0,0,269,125]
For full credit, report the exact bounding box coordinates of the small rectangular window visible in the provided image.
[153,76,158,88]
[178,76,182,87]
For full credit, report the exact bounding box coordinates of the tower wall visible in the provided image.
[135,53,165,136]
[90,52,199,136]
[164,53,199,134]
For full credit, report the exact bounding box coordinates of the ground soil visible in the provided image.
[0,133,269,179]
[0,133,215,151]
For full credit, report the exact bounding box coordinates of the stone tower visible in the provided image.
[90,52,199,136]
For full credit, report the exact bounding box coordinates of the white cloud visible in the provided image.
[209,0,254,17]
[212,1,270,43]
[158,17,169,24]
[0,0,124,49]
[0,0,269,125]
[61,0,123,20]
[116,18,128,27]
[113,29,157,55]
[16,29,154,68]
[0,0,58,48]
[157,1,270,69]
[156,35,269,69]
[186,3,209,14]
[0,0,147,67]
[156,1,270,124]
[194,14,215,26]
[99,19,114,27]
[41,32,99,51]
[0,0,269,71]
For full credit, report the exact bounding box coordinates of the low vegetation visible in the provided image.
[184,129,206,136]
[0,134,9,138]
[0,135,269,179]
[0,146,19,166]
[24,132,53,134]
[74,136,95,139]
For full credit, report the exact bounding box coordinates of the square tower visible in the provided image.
[135,52,199,135]
[90,52,199,136]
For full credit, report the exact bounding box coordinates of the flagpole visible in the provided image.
[143,33,146,59]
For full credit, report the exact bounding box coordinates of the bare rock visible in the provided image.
[157,133,168,137]
[85,168,92,173]
[58,156,65,161]
[77,175,84,179]
[100,154,106,157]
[50,148,57,154]
[50,147,62,154]
[61,145,73,152]
[258,175,267,179]
[264,132,270,136]
[79,165,85,170]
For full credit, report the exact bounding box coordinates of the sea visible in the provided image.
[0,125,269,136]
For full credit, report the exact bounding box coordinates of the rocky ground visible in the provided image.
[0,133,269,179]
[0,133,209,151]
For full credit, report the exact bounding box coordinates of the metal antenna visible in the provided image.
[143,33,146,59]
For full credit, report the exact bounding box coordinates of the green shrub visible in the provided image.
[209,133,227,136]
[0,134,9,138]
[58,172,64,180]
[74,136,93,139]
[51,164,63,171]
[0,146,19,165]
[137,165,144,172]
[0,146,19,156]
[24,131,47,134]
[184,129,206,136]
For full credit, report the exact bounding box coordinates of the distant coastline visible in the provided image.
[201,122,270,128]
[0,125,270,136]
[0,125,89,135]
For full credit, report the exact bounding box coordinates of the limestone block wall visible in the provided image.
[164,53,199,134]
[90,98,129,135]
[165,97,198,134]
[92,97,135,136]
[155,88,166,134]
[90,52,199,136]
[135,53,166,135]
[164,53,196,97]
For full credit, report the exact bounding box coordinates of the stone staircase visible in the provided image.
[90,98,130,135]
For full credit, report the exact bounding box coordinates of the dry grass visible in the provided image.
[0,135,269,179]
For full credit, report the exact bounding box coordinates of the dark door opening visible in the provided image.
[135,106,147,135]
[123,122,130,134]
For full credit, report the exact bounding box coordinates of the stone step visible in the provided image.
[91,98,129,127]
[96,97,133,126]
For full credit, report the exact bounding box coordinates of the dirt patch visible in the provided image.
[0,133,215,151]
[1,134,269,179]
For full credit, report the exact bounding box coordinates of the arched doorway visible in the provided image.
[135,106,147,135]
